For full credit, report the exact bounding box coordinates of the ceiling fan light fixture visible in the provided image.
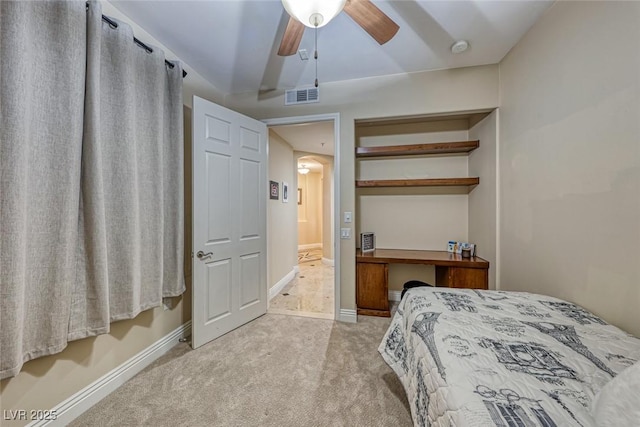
[281,0,347,28]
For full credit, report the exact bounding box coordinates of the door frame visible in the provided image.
[263,113,341,321]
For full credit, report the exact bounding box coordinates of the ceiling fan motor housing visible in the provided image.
[277,0,400,57]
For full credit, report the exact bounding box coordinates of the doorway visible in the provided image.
[263,114,340,320]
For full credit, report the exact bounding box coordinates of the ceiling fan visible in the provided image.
[277,0,400,56]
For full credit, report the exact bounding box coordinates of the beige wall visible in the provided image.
[268,131,298,288]
[297,171,323,247]
[469,110,498,289]
[226,64,500,309]
[499,1,640,336]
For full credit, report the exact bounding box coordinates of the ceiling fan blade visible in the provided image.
[343,0,399,45]
[278,17,305,56]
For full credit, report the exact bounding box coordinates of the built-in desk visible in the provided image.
[356,249,490,317]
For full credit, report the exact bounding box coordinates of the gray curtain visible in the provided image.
[0,0,88,380]
[69,1,185,338]
[1,1,185,379]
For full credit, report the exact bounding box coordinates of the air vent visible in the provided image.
[285,87,319,106]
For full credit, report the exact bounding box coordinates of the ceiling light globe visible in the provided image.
[281,0,347,28]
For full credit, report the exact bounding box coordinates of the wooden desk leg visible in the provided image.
[356,262,390,317]
[436,266,488,290]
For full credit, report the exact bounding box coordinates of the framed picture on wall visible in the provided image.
[269,181,279,200]
[297,188,302,205]
[282,182,289,203]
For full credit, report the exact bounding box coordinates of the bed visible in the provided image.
[379,287,640,427]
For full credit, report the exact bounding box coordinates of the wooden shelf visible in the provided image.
[355,177,479,188]
[355,140,479,158]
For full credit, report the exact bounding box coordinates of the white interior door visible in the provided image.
[192,95,267,349]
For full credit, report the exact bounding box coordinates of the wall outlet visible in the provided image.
[344,212,352,223]
[340,228,351,239]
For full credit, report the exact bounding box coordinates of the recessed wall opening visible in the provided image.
[354,109,498,315]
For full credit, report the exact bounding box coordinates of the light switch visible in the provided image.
[340,228,351,239]
[344,212,352,223]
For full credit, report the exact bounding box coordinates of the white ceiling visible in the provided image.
[110,0,553,95]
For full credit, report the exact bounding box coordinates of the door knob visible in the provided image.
[197,251,213,260]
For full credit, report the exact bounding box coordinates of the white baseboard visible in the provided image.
[29,321,192,427]
[338,309,357,323]
[388,290,402,302]
[321,258,334,266]
[269,268,296,300]
[293,265,300,274]
[298,243,322,250]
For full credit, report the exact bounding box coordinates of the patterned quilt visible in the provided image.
[378,287,640,427]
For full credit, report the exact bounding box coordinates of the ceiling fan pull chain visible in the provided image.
[314,25,318,87]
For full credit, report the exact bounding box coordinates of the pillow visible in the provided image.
[591,360,640,427]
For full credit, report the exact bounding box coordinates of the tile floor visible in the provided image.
[269,250,334,320]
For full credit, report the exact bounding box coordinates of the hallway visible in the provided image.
[268,250,334,320]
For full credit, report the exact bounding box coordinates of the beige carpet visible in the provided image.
[70,314,412,427]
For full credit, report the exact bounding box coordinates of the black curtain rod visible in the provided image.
[98,12,187,79]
